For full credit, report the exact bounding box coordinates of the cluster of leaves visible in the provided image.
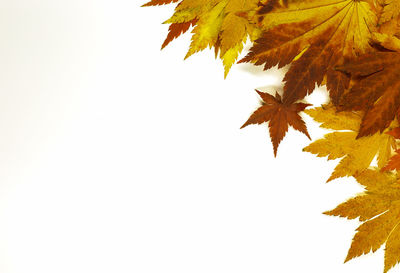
[143,0,400,272]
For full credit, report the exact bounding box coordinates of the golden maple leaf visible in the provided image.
[325,169,400,273]
[303,105,396,181]
[146,0,261,77]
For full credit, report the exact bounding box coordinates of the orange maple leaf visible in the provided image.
[241,90,310,156]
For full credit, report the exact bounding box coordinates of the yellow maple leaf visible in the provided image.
[325,169,400,273]
[163,0,260,77]
[303,105,396,181]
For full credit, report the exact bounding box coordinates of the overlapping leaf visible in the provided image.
[145,1,400,272]
[240,0,377,105]
[337,51,400,137]
[303,105,396,181]
[144,0,261,76]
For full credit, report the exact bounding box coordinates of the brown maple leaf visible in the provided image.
[336,52,400,137]
[239,0,377,105]
[241,90,310,156]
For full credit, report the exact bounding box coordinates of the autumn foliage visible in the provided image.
[143,0,400,272]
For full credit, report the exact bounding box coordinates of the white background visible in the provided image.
[0,1,392,273]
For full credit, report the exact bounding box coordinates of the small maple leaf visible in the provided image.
[241,90,310,156]
[336,52,400,137]
[303,105,396,181]
[325,169,400,273]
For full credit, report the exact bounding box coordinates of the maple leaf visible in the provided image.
[143,2,400,271]
[241,90,310,156]
[240,0,377,105]
[336,51,400,137]
[149,0,261,77]
[142,0,179,7]
[303,105,396,181]
[325,169,400,273]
